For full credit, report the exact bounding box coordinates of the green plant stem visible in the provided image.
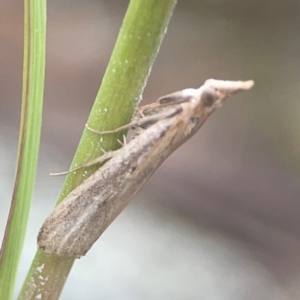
[18,1,177,299]
[0,1,46,300]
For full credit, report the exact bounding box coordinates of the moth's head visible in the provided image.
[199,87,219,108]
[197,79,254,110]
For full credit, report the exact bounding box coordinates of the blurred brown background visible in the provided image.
[1,1,300,299]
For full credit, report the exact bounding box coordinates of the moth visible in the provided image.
[37,79,254,258]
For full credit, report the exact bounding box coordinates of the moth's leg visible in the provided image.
[135,107,146,118]
[86,122,135,135]
[136,102,158,115]
[116,134,127,147]
[50,151,115,176]
[86,106,181,135]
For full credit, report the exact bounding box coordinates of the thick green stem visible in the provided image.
[18,1,177,299]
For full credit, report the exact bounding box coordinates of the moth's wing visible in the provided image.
[37,181,106,257]
[37,198,84,257]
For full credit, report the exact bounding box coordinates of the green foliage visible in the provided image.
[0,1,46,300]
[16,1,177,299]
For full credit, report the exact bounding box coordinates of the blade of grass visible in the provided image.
[18,1,177,299]
[0,1,46,299]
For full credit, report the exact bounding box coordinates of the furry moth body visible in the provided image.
[38,79,254,257]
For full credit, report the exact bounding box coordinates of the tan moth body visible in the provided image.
[37,79,254,258]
